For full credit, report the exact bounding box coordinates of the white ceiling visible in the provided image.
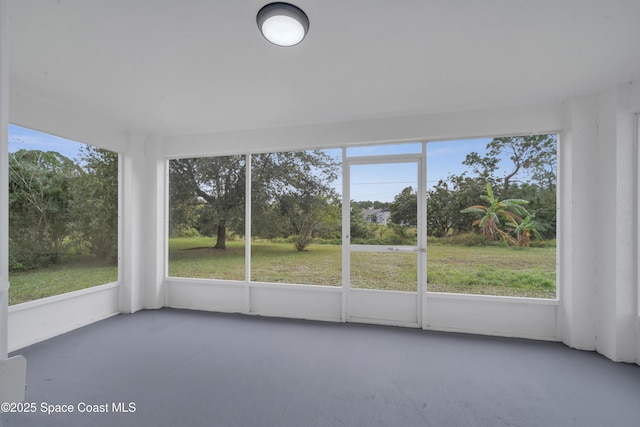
[9,0,640,136]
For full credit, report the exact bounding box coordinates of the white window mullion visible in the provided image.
[245,154,252,313]
[341,147,349,322]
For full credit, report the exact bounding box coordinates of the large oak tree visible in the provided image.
[169,150,339,250]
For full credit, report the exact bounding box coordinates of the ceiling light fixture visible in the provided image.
[257,2,309,47]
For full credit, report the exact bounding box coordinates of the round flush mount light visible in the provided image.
[257,2,309,47]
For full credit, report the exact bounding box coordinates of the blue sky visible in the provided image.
[9,124,499,203]
[336,139,495,202]
[427,139,493,186]
[8,124,86,161]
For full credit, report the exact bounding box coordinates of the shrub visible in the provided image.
[427,236,444,246]
[529,239,556,248]
[176,226,201,238]
[290,234,313,251]
[446,232,496,247]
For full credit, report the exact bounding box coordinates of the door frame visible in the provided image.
[341,145,427,327]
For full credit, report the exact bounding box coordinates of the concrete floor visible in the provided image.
[2,308,640,427]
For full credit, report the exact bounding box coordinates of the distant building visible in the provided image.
[361,208,391,225]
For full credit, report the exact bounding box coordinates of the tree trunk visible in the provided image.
[214,224,227,249]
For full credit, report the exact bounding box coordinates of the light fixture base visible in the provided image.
[257,2,309,47]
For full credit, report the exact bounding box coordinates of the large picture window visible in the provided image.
[426,135,557,298]
[167,150,341,286]
[250,149,341,286]
[168,155,246,280]
[8,125,119,305]
[167,136,556,300]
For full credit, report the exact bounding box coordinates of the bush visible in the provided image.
[380,225,416,245]
[8,248,28,272]
[176,226,201,238]
[443,233,496,247]
[427,236,444,246]
[8,242,61,272]
[529,239,556,248]
[290,234,313,251]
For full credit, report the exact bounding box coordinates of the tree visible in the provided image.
[8,150,80,269]
[73,146,119,259]
[426,174,485,237]
[349,201,374,241]
[170,155,245,249]
[169,150,339,250]
[460,183,529,242]
[390,186,417,227]
[169,197,205,238]
[432,135,558,242]
[351,200,390,211]
[278,192,335,251]
[505,214,546,247]
[505,182,556,239]
[463,135,557,194]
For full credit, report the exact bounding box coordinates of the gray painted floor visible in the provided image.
[2,308,640,427]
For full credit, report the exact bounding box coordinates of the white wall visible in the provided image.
[120,132,165,312]
[162,91,640,363]
[560,82,639,363]
[609,84,638,362]
[8,284,119,352]
[10,92,128,154]
[5,91,152,349]
[5,68,640,366]
[163,103,563,157]
[425,293,558,340]
[162,102,564,342]
[559,96,599,351]
[1,0,10,360]
[1,0,27,400]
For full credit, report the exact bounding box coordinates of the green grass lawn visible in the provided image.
[8,238,557,305]
[168,237,555,297]
[8,258,117,305]
[426,244,556,298]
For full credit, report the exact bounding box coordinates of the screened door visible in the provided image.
[343,154,426,326]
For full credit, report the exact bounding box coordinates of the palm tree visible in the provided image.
[461,183,529,242]
[505,214,546,247]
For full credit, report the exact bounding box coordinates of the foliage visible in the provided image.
[441,232,497,247]
[389,186,417,227]
[349,201,374,241]
[349,223,416,245]
[504,214,546,247]
[251,151,340,246]
[426,135,556,239]
[9,150,80,269]
[169,151,339,250]
[351,200,390,211]
[461,182,530,243]
[463,134,557,194]
[8,146,118,272]
[169,195,204,238]
[73,146,119,259]
[426,174,485,237]
[278,193,337,251]
[504,183,556,239]
[314,199,342,241]
[170,155,246,249]
[383,224,417,245]
[167,135,556,249]
[461,182,548,247]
